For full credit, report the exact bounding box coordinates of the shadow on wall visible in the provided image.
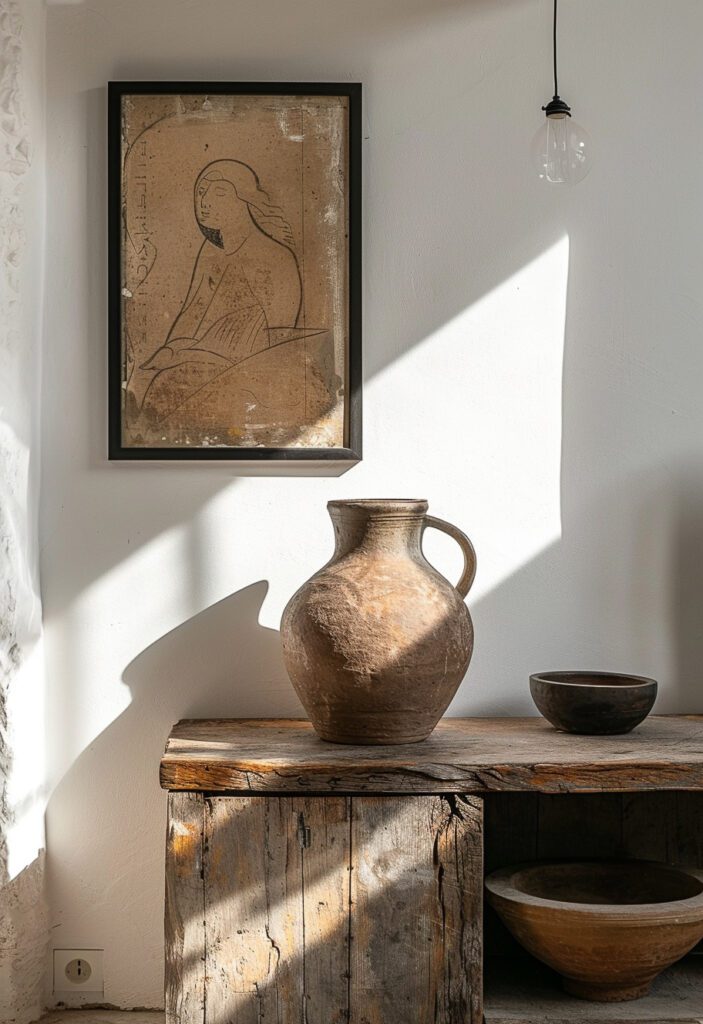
[44,581,301,1007]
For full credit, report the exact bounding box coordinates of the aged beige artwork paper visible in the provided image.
[119,92,350,451]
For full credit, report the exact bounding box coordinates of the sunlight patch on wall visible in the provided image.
[364,235,569,602]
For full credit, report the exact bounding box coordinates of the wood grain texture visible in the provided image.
[299,797,351,1024]
[536,793,624,859]
[205,797,300,1023]
[160,716,703,794]
[166,793,483,1023]
[38,1015,165,1023]
[483,792,703,869]
[673,793,703,866]
[203,796,351,1024]
[349,795,482,1024]
[165,792,205,1024]
[435,795,483,1024]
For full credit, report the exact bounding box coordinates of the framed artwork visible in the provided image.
[108,82,361,461]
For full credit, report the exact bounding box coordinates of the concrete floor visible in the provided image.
[39,1014,164,1023]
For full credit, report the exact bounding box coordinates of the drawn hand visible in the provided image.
[140,346,175,371]
[140,337,194,371]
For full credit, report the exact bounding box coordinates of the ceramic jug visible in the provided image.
[280,499,476,744]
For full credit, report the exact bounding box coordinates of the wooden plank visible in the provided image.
[484,792,702,868]
[299,797,351,1024]
[204,796,303,1024]
[39,1015,165,1023]
[437,795,483,1024]
[484,955,703,1023]
[204,796,351,1024]
[350,796,436,1022]
[159,716,703,794]
[622,792,677,862]
[484,793,539,870]
[165,792,205,1024]
[349,795,483,1024]
[674,793,703,866]
[536,794,624,859]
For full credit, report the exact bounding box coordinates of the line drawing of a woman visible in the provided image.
[130,159,324,426]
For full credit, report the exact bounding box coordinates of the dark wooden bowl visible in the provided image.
[529,671,657,735]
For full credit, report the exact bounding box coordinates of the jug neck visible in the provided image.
[328,499,428,559]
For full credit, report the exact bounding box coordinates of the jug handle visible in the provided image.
[423,516,477,599]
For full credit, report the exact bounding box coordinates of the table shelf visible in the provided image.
[484,955,703,1024]
[161,716,703,1024]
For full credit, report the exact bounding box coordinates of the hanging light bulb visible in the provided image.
[532,0,591,185]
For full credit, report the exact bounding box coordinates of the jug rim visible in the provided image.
[327,498,428,515]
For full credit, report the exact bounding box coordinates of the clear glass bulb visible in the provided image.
[531,114,591,185]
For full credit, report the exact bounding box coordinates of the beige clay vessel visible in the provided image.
[280,499,476,744]
[486,860,703,1002]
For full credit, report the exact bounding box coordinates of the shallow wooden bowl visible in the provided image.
[530,670,657,735]
[486,860,703,1002]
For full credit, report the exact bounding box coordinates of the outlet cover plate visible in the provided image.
[53,949,104,1005]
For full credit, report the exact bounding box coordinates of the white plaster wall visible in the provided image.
[41,0,703,1009]
[0,1,47,1021]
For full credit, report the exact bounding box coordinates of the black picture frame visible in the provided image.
[108,81,362,462]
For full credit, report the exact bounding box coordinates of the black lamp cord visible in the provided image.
[542,0,571,116]
[552,0,559,98]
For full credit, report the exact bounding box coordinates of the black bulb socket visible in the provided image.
[542,95,572,118]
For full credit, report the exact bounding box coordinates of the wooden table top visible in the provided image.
[160,715,703,794]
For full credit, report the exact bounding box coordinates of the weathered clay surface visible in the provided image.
[280,500,476,744]
[486,860,703,1002]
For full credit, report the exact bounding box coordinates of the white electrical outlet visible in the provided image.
[53,949,104,1005]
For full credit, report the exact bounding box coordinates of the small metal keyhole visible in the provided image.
[298,813,312,849]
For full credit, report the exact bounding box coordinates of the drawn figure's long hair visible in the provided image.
[194,159,296,250]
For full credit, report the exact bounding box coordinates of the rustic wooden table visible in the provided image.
[161,716,703,1024]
